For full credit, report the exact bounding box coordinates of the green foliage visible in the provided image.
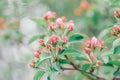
[28,34,45,44]
[109,54,120,66]
[114,45,120,54]
[69,34,85,42]
[114,70,120,76]
[32,18,47,28]
[34,71,45,80]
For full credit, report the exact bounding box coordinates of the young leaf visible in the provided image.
[69,34,84,42]
[59,48,81,56]
[75,56,89,61]
[34,71,45,80]
[47,76,50,80]
[114,70,120,76]
[36,56,51,67]
[114,45,120,54]
[59,59,70,64]
[82,64,91,71]
[108,61,120,66]
[28,34,45,44]
[32,18,47,28]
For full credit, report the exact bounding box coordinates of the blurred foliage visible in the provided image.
[0,0,120,80]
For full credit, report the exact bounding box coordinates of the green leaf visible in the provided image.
[82,64,91,71]
[108,61,120,66]
[114,71,120,76]
[59,59,70,64]
[32,18,47,28]
[114,45,120,54]
[104,36,116,44]
[109,54,120,60]
[34,71,45,80]
[109,54,120,67]
[59,48,81,56]
[69,34,84,42]
[75,56,89,61]
[36,56,51,67]
[50,67,58,72]
[28,34,45,44]
[47,76,50,80]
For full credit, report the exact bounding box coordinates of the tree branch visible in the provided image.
[64,55,106,80]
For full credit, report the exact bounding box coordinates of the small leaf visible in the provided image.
[114,45,120,54]
[34,71,45,80]
[50,67,58,72]
[69,34,84,42]
[104,36,116,44]
[82,64,91,71]
[28,34,45,44]
[59,59,70,64]
[36,56,51,67]
[75,56,89,61]
[114,71,120,76]
[47,76,50,80]
[59,48,81,56]
[108,61,120,66]
[32,18,47,28]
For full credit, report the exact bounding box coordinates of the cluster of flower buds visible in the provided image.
[110,25,120,38]
[44,11,56,21]
[114,9,120,19]
[30,11,74,68]
[29,49,41,68]
[83,37,104,66]
[46,12,74,32]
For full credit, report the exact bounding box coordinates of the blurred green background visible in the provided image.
[0,0,120,80]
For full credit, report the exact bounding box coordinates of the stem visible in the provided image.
[64,55,106,80]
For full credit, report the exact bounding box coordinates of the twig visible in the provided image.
[64,55,106,80]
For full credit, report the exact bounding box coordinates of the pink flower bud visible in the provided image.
[50,35,59,44]
[62,36,68,43]
[110,30,115,35]
[57,46,62,51]
[48,22,55,30]
[44,11,56,21]
[36,49,41,54]
[117,34,120,38]
[46,44,52,49]
[56,18,64,29]
[90,52,96,62]
[114,25,120,32]
[96,60,102,66]
[29,62,35,68]
[84,47,91,54]
[68,20,74,31]
[61,16,66,22]
[90,37,98,47]
[39,39,44,45]
[85,40,91,47]
[34,52,40,58]
[114,9,119,16]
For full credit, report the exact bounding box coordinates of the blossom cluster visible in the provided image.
[83,37,105,66]
[29,11,74,68]
[110,25,120,38]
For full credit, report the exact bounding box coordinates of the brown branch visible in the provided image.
[64,55,106,80]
